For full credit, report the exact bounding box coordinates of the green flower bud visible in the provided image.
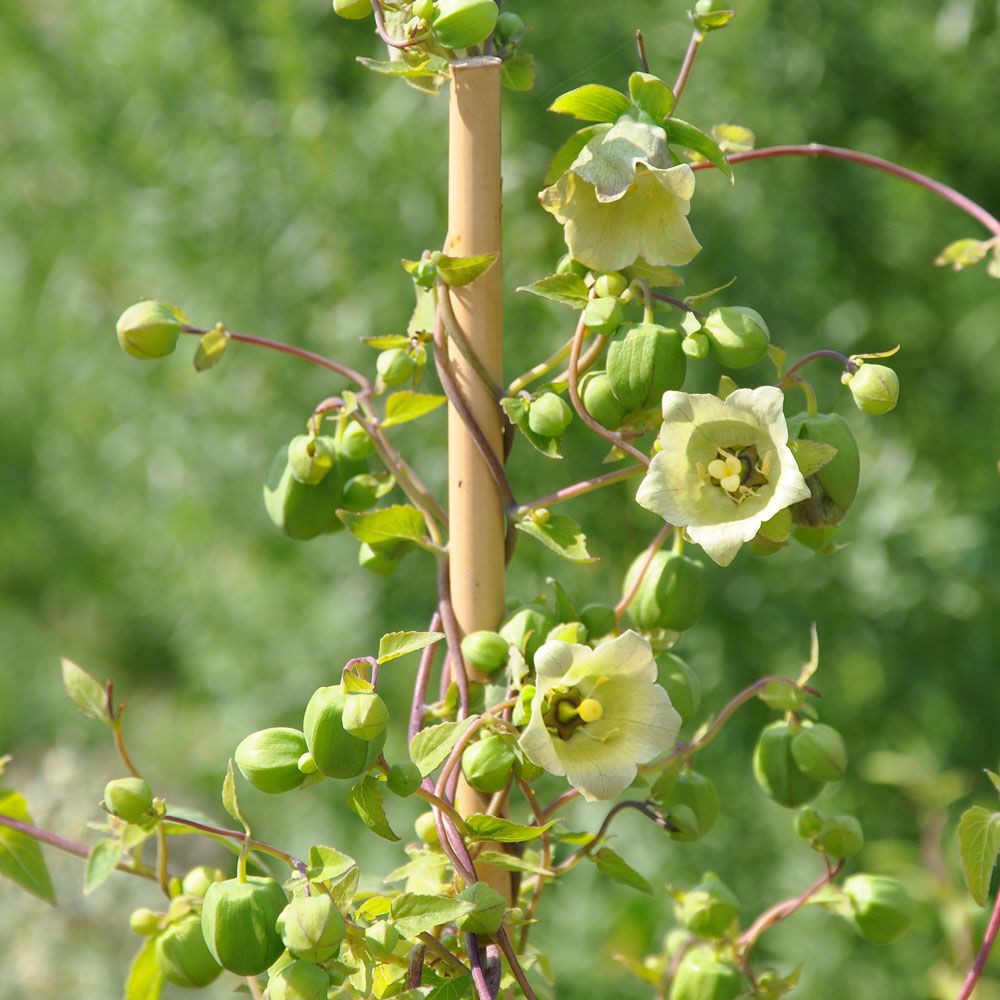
[155,913,222,988]
[580,371,628,430]
[462,734,516,793]
[789,413,860,515]
[263,441,344,541]
[201,877,287,976]
[414,810,440,845]
[579,603,616,640]
[703,306,770,369]
[594,272,629,299]
[104,777,154,824]
[494,10,525,45]
[607,323,687,411]
[277,894,346,964]
[338,421,376,462]
[556,254,589,278]
[792,522,841,554]
[267,960,331,1000]
[816,815,864,859]
[795,807,824,840]
[669,947,744,1000]
[235,727,309,794]
[377,348,415,387]
[844,363,899,415]
[129,908,163,936]
[181,866,224,899]
[304,684,387,779]
[461,630,510,674]
[791,723,848,782]
[297,752,318,775]
[386,761,423,798]
[287,435,336,486]
[411,258,438,289]
[500,604,558,663]
[583,295,624,335]
[527,392,573,438]
[332,0,372,19]
[753,721,825,808]
[682,331,710,360]
[432,0,499,49]
[342,691,389,742]
[624,550,707,633]
[658,652,702,724]
[844,874,914,944]
[457,881,507,936]
[115,300,183,361]
[675,874,741,938]
[657,770,719,843]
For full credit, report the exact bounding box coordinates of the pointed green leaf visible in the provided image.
[382,391,447,429]
[427,976,474,1000]
[341,505,429,547]
[193,326,230,372]
[517,274,590,308]
[689,7,736,33]
[515,512,596,564]
[683,275,737,307]
[409,719,474,777]
[307,844,356,882]
[84,838,123,895]
[362,334,412,350]
[347,775,399,842]
[356,55,449,80]
[390,892,476,938]
[666,116,733,182]
[549,85,632,123]
[987,770,1000,797]
[378,630,446,664]
[593,846,653,894]
[628,72,675,121]
[434,254,497,287]
[355,895,393,921]
[789,438,839,478]
[61,657,111,725]
[0,789,56,904]
[476,850,555,878]
[544,124,609,185]
[221,759,251,836]
[464,814,557,844]
[957,805,1000,906]
[408,285,438,337]
[124,937,165,1000]
[501,54,535,92]
[934,238,988,271]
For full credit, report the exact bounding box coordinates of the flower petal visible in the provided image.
[532,640,584,694]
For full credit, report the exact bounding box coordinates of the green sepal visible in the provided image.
[433,252,497,287]
[517,273,590,308]
[549,85,632,123]
[628,72,675,121]
[544,124,610,186]
[665,117,734,182]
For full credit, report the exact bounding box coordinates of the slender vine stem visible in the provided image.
[554,800,675,876]
[496,927,539,1000]
[436,556,471,721]
[672,30,704,108]
[509,330,589,395]
[784,349,858,379]
[651,290,704,318]
[418,933,470,976]
[467,933,497,1000]
[614,523,673,624]
[516,778,553,952]
[245,976,265,1000]
[516,464,645,516]
[371,0,422,50]
[439,287,504,400]
[413,786,468,837]
[161,814,306,875]
[409,611,442,743]
[956,888,1000,1000]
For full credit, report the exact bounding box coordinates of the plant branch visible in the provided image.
[651,291,704,318]
[418,933,470,977]
[516,463,645,516]
[783,349,858,380]
[467,933,499,1000]
[161,814,306,875]
[956,888,1000,1000]
[439,287,504,400]
[371,0,422,50]
[614,523,673,625]
[409,611,442,743]
[672,31,703,108]
[436,556,471,720]
[496,927,539,1000]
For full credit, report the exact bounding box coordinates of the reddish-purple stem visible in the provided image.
[371,0,421,50]
[614,523,673,623]
[956,889,1000,1000]
[409,611,443,743]
[784,349,857,379]
[671,31,703,108]
[436,557,471,720]
[517,463,644,515]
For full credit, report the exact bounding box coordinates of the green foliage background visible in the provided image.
[1,0,998,996]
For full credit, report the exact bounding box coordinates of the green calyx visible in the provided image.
[288,434,336,486]
[277,894,346,964]
[845,363,899,415]
[414,810,440,845]
[657,770,720,843]
[815,814,864,858]
[500,604,558,663]
[788,412,860,526]
[675,873,741,938]
[702,306,770,369]
[181,866,224,899]
[115,300,184,360]
[304,684,387,779]
[461,734,516,793]
[624,549,707,633]
[103,777,154,824]
[338,420,376,462]
[583,295,624,335]
[753,721,825,808]
[155,913,222,989]
[579,603,616,640]
[527,392,573,438]
[386,761,423,798]
[844,874,914,944]
[267,960,331,1000]
[377,347,416,387]
[342,691,390,741]
[494,10,526,46]
[669,946,744,1000]
[201,876,288,976]
[234,727,309,794]
[606,322,687,411]
[790,722,848,782]
[594,271,629,299]
[580,371,628,430]
[460,630,510,674]
[658,652,702,724]
[432,0,499,49]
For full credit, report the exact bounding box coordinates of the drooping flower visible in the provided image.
[518,631,680,801]
[636,387,811,567]
[539,118,701,274]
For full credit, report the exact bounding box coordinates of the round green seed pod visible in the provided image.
[287,435,336,486]
[462,734,516,794]
[104,777,154,824]
[675,874,741,938]
[556,254,589,278]
[792,522,841,554]
[263,442,344,541]
[816,815,864,859]
[277,894,346,964]
[527,392,573,438]
[583,295,624,335]
[432,0,499,49]
[579,603,616,640]
[386,762,423,798]
[753,721,825,808]
[845,363,899,415]
[682,331,710,360]
[494,10,525,45]
[668,946,744,1000]
[116,300,183,360]
[624,550,707,633]
[791,723,848,782]
[155,913,222,988]
[338,421,376,462]
[787,412,860,518]
[129,908,163,936]
[181,866,224,899]
[341,475,379,513]
[594,272,629,299]
[304,684,387,780]
[607,322,687,411]
[377,348,416,387]
[657,652,702,724]
[414,810,440,845]
[456,881,507,935]
[795,807,824,840]
[342,691,389,742]
[658,770,719,843]
[844,874,914,944]
[579,371,628,430]
[461,630,510,674]
[333,0,372,19]
[702,306,770,369]
[201,876,287,976]
[234,727,309,794]
[267,960,331,1000]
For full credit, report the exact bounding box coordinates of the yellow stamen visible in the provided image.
[577,698,604,723]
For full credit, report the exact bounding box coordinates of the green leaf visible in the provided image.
[362,334,412,350]
[347,775,399,843]
[193,326,230,372]
[434,253,497,287]
[355,895,393,921]
[688,7,736,33]
[628,72,675,120]
[476,850,555,878]
[382,391,447,429]
[683,275,737,307]
[515,512,596,564]
[934,238,988,271]
[307,845,356,883]
[384,851,450,894]
[517,274,590,308]
[593,846,653,895]
[390,892,475,938]
[0,789,56,904]
[464,814,557,844]
[124,937,165,1000]
[409,719,474,777]
[356,55,449,81]
[789,438,839,478]
[665,116,733,182]
[61,657,111,725]
[549,85,632,123]
[957,805,1000,906]
[501,54,535,92]
[986,770,1000,797]
[378,630,445,664]
[84,838,122,895]
[427,976,474,1000]
[544,124,609,185]
[341,505,429,548]
[408,285,438,337]
[222,759,251,836]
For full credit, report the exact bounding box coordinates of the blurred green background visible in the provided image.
[1,0,998,996]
